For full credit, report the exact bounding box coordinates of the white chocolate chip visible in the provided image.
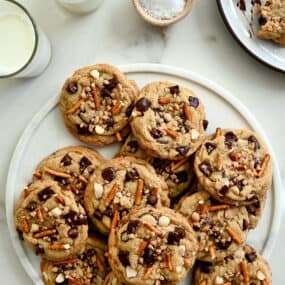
[215,276,224,285]
[257,270,266,280]
[50,207,62,218]
[176,266,183,273]
[191,212,200,223]
[30,224,39,233]
[90,69,100,80]
[94,183,104,199]
[126,266,137,278]
[140,214,157,225]
[191,129,200,140]
[95,125,105,134]
[55,273,65,283]
[158,216,170,227]
[178,245,186,256]
[63,244,71,249]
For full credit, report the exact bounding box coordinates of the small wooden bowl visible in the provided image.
[133,0,194,27]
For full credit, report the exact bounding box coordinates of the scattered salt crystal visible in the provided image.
[139,0,186,20]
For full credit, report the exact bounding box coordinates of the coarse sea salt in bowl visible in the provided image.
[133,0,194,27]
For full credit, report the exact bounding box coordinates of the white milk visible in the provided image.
[0,0,51,78]
[57,0,103,14]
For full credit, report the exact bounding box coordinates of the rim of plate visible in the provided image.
[216,0,285,73]
[6,63,282,284]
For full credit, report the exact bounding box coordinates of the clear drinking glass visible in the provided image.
[56,0,103,14]
[0,0,52,78]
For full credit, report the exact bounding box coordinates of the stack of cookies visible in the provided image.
[14,64,273,285]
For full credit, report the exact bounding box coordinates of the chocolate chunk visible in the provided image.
[254,157,262,169]
[243,219,249,231]
[176,145,190,156]
[135,98,151,112]
[35,244,44,255]
[68,227,78,238]
[188,96,199,108]
[104,77,118,91]
[216,240,232,250]
[60,154,72,166]
[203,120,209,130]
[152,158,171,175]
[167,227,185,245]
[147,194,158,206]
[25,201,37,212]
[76,125,92,136]
[54,176,68,187]
[126,104,134,117]
[127,220,139,234]
[259,16,267,26]
[219,185,229,196]
[119,251,130,266]
[103,117,114,128]
[67,82,78,94]
[104,207,114,218]
[199,161,213,177]
[102,167,116,182]
[101,88,112,98]
[245,251,257,263]
[38,187,55,201]
[248,135,260,151]
[63,211,88,226]
[205,143,216,154]
[236,179,244,191]
[81,248,96,262]
[17,230,24,241]
[198,261,213,273]
[150,128,163,139]
[142,248,157,267]
[79,156,92,173]
[125,168,139,182]
[127,140,139,152]
[169,85,179,94]
[175,170,188,183]
[224,132,238,149]
[93,210,103,220]
[237,0,246,11]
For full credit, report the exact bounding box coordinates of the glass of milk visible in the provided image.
[0,0,52,78]
[56,0,103,14]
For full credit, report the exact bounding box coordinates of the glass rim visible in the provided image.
[0,0,39,78]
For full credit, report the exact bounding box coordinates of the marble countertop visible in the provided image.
[0,0,284,283]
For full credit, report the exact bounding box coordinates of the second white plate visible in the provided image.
[6,63,282,285]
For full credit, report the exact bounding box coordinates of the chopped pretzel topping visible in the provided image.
[36,208,44,223]
[143,222,162,236]
[66,99,84,114]
[92,86,100,110]
[198,200,208,216]
[52,258,77,265]
[208,205,230,212]
[199,279,207,285]
[111,101,123,115]
[165,128,179,139]
[22,218,30,233]
[24,188,30,198]
[217,153,223,171]
[215,128,221,138]
[229,151,239,162]
[226,226,242,244]
[183,102,192,122]
[96,254,105,271]
[171,157,188,172]
[33,229,57,239]
[48,244,70,250]
[257,154,270,177]
[144,267,153,279]
[79,175,88,184]
[209,245,216,259]
[44,167,71,179]
[111,210,119,229]
[240,260,249,283]
[104,183,120,206]
[55,195,65,206]
[135,179,144,206]
[67,275,84,285]
[137,240,149,256]
[33,171,42,179]
[261,280,268,285]
[165,252,173,271]
[158,97,172,104]
[116,132,123,142]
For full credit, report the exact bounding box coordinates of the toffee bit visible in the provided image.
[111,209,119,229]
[105,183,120,206]
[164,128,179,139]
[209,245,216,259]
[240,260,250,283]
[92,86,100,110]
[225,226,242,244]
[183,102,192,122]
[158,97,173,104]
[44,167,71,179]
[165,252,173,271]
[66,99,84,114]
[229,151,239,161]
[135,179,144,206]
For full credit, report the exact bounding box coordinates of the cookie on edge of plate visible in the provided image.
[60,64,138,146]
[130,81,206,160]
[108,206,199,285]
[14,180,88,261]
[41,235,109,285]
[117,134,194,199]
[175,190,250,261]
[194,128,273,206]
[84,156,170,235]
[192,244,272,285]
[33,146,104,204]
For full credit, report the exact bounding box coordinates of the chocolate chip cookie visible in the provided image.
[130,81,206,160]
[41,235,109,285]
[192,244,272,285]
[108,207,198,285]
[194,129,273,206]
[246,194,267,229]
[257,0,285,45]
[118,134,194,198]
[84,157,170,235]
[175,191,250,261]
[15,181,88,260]
[33,146,104,204]
[60,64,138,146]
[103,272,125,285]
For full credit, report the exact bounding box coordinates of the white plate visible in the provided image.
[217,0,285,72]
[6,64,282,285]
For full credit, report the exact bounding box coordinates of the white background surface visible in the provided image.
[0,0,284,283]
